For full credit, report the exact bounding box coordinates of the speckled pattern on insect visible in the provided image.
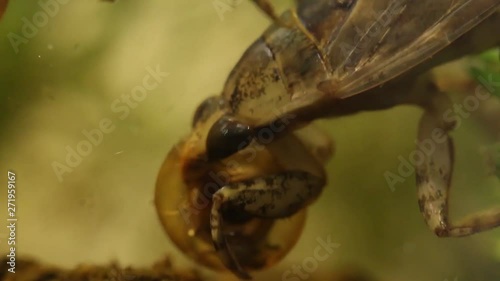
[155,0,500,279]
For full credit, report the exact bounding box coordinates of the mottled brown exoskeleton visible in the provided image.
[156,0,500,279]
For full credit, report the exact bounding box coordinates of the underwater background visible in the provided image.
[0,1,499,280]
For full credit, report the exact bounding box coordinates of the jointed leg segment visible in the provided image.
[210,171,324,279]
[415,89,500,237]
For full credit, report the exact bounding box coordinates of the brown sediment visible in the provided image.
[0,257,202,281]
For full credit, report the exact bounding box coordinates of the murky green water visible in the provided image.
[0,1,499,280]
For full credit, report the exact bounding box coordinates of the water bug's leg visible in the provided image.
[416,86,500,237]
[293,125,335,164]
[210,170,325,279]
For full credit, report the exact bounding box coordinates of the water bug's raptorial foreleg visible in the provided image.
[210,171,325,279]
[415,86,500,237]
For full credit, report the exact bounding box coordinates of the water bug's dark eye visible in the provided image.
[206,116,253,161]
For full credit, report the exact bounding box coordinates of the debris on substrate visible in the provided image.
[0,257,380,281]
[0,257,202,281]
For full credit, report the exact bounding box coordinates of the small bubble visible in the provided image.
[47,44,54,50]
